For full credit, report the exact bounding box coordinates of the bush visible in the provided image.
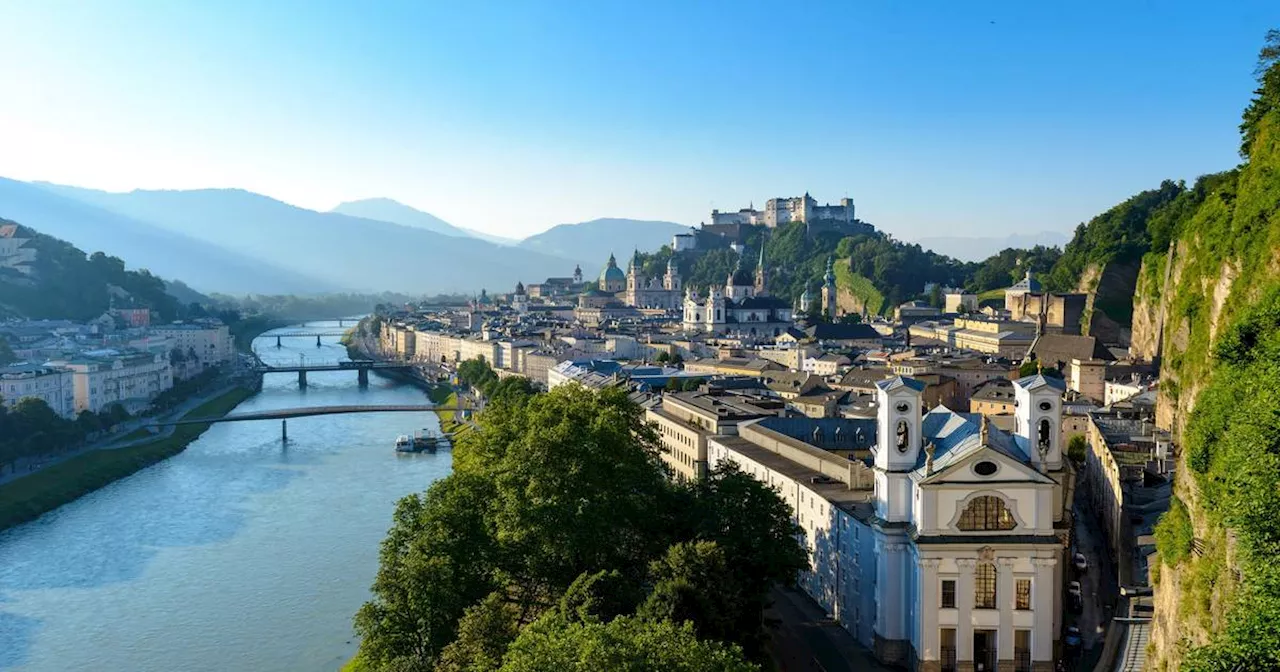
[1155,496,1194,567]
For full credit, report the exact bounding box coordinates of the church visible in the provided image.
[681,248,794,336]
[625,251,683,310]
[708,373,1071,671]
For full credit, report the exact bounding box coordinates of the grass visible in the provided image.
[118,427,158,443]
[434,390,460,434]
[832,261,886,316]
[0,386,256,532]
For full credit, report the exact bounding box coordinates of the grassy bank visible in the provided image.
[433,389,460,434]
[0,386,256,532]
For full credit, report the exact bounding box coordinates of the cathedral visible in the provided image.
[624,251,683,310]
[682,248,794,336]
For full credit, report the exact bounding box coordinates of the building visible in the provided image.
[511,282,529,314]
[805,322,883,350]
[1004,271,1042,306]
[710,193,856,229]
[646,389,784,481]
[802,352,852,376]
[1068,359,1106,403]
[896,301,942,325]
[910,318,1038,358]
[112,308,152,328]
[598,253,627,293]
[969,378,1017,417]
[1083,407,1164,557]
[672,230,697,252]
[0,363,76,417]
[151,321,234,367]
[624,252,682,310]
[0,223,36,275]
[945,291,979,314]
[710,374,1070,672]
[1025,333,1115,374]
[821,257,838,318]
[52,350,174,414]
[682,253,793,336]
[1007,292,1087,335]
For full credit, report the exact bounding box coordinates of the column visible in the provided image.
[1031,558,1058,664]
[918,558,942,670]
[996,557,1018,671]
[956,558,976,672]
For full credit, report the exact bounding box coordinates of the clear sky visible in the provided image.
[1,1,1276,240]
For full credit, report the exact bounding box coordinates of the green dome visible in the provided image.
[599,253,625,287]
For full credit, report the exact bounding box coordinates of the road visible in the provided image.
[765,586,891,672]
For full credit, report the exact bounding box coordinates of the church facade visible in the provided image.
[710,374,1071,672]
[682,249,794,336]
[624,252,683,310]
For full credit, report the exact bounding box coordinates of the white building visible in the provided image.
[151,321,234,367]
[0,363,76,417]
[709,374,1070,672]
[682,251,793,337]
[710,193,856,228]
[0,223,37,275]
[52,351,174,414]
[672,230,697,252]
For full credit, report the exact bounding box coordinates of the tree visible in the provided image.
[435,592,521,672]
[559,569,644,624]
[1241,28,1280,160]
[638,542,743,644]
[655,352,671,364]
[354,473,499,671]
[1067,435,1088,464]
[498,614,758,672]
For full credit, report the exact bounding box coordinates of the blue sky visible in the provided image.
[0,1,1276,240]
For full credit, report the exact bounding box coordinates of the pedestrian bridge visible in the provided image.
[156,404,471,426]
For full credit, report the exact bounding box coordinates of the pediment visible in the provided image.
[917,444,1055,486]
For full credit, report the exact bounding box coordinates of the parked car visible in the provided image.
[1065,626,1083,648]
[1074,552,1088,572]
[1069,592,1084,613]
[1068,580,1082,598]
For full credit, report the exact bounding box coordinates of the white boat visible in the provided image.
[394,434,413,452]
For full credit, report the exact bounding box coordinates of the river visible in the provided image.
[0,322,450,671]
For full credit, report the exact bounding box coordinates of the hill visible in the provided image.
[34,183,576,295]
[519,218,691,266]
[1042,32,1280,671]
[0,219,184,321]
[1,178,328,294]
[914,231,1068,262]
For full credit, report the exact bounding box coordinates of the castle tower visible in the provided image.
[754,245,767,296]
[821,257,837,318]
[573,264,583,285]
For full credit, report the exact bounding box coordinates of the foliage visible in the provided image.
[1240,28,1280,160]
[0,221,183,321]
[967,246,1061,292]
[1017,360,1064,379]
[1066,435,1087,464]
[0,395,132,475]
[354,385,805,670]
[1155,496,1194,567]
[498,615,758,672]
[638,542,743,645]
[457,357,500,396]
[832,261,886,316]
[208,291,440,322]
[0,386,252,532]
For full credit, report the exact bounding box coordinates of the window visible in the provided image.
[1016,579,1031,610]
[941,580,956,608]
[974,562,997,609]
[940,628,957,672]
[957,496,1017,531]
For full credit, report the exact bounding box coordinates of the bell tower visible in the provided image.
[1014,373,1066,471]
[873,376,925,523]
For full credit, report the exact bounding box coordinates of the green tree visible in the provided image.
[559,569,645,624]
[435,592,522,672]
[1066,435,1087,464]
[354,473,499,671]
[498,614,758,672]
[638,542,743,645]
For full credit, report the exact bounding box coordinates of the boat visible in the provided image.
[396,429,440,453]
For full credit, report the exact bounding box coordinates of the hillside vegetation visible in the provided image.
[0,220,182,321]
[1126,30,1280,671]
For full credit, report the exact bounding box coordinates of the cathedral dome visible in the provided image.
[599,254,626,288]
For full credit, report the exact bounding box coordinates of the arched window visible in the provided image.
[957,496,1017,531]
[974,562,997,609]
[1038,418,1052,449]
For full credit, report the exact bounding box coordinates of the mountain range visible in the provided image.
[518,218,693,268]
[0,181,684,296]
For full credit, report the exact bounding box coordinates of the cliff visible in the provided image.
[1140,34,1280,670]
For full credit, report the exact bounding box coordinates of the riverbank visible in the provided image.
[0,385,256,532]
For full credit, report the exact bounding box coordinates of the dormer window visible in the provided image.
[957,496,1016,531]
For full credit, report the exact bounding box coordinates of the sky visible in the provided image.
[0,1,1277,241]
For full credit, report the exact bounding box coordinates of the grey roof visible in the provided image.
[1014,373,1068,392]
[805,323,881,341]
[1008,271,1042,293]
[915,406,1045,479]
[875,376,927,393]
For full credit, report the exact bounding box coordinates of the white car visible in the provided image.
[1074,552,1088,572]
[1068,580,1082,597]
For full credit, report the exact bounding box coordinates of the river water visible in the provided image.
[0,322,450,671]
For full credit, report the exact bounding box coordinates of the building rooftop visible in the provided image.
[664,389,786,419]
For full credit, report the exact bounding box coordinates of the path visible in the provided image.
[765,586,890,672]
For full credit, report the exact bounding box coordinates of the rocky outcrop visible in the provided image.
[1076,259,1141,346]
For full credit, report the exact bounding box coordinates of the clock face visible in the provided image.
[1039,401,1052,411]
[895,402,910,413]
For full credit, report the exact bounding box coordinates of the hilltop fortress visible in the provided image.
[704,192,871,240]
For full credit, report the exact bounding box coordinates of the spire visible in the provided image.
[757,244,766,270]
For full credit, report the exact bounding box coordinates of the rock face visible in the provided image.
[1075,259,1141,346]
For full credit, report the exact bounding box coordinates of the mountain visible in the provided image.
[913,231,1069,262]
[36,183,576,295]
[519,218,692,266]
[331,198,473,238]
[0,178,329,294]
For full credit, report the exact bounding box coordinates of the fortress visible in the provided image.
[704,193,870,240]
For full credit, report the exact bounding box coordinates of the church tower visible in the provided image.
[627,250,640,293]
[873,376,925,523]
[663,257,681,292]
[512,281,528,314]
[821,257,837,318]
[1014,373,1066,472]
[573,264,583,285]
[754,246,767,296]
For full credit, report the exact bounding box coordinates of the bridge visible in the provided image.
[152,404,474,441]
[267,331,352,348]
[251,360,412,387]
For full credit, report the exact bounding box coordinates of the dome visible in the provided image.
[600,265,626,285]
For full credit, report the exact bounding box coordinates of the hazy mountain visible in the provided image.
[37,183,576,294]
[519,218,692,266]
[331,198,520,246]
[0,178,330,294]
[913,231,1070,262]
